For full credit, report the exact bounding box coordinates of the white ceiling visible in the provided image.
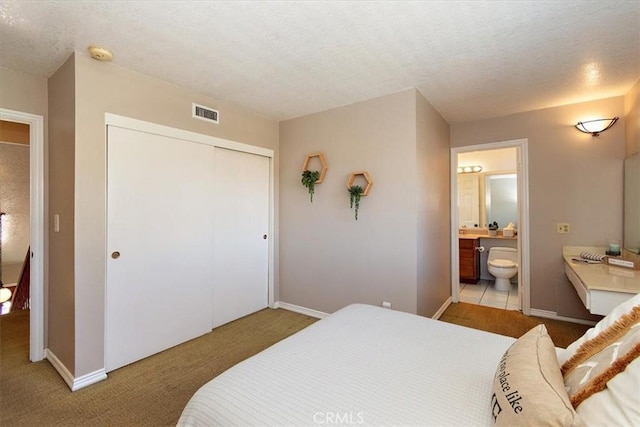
[1,1,638,123]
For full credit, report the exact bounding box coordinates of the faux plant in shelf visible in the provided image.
[349,185,364,220]
[346,171,373,220]
[301,152,328,203]
[301,170,321,202]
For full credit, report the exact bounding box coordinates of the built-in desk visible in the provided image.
[563,246,640,315]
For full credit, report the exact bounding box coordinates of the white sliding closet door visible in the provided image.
[212,148,269,328]
[106,126,215,372]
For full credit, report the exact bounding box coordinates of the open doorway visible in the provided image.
[0,121,30,314]
[450,139,530,315]
[0,109,45,362]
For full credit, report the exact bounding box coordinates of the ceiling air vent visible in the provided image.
[192,103,219,124]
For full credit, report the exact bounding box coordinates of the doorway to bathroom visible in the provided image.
[450,139,530,315]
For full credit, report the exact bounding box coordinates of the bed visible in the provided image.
[178,298,640,426]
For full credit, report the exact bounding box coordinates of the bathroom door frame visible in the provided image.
[450,139,530,315]
[0,107,46,361]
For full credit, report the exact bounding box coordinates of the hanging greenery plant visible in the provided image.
[301,170,321,202]
[349,185,364,220]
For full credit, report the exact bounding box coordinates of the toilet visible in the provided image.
[487,247,518,292]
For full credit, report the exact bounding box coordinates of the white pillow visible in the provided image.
[559,293,640,365]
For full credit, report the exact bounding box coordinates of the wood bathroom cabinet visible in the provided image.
[459,238,480,284]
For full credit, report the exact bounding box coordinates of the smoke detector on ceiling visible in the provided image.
[88,46,113,62]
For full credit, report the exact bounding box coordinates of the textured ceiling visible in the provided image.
[0,1,639,123]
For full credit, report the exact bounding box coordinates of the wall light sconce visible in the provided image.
[575,117,619,137]
[457,165,483,174]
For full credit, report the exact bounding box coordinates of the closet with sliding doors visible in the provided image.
[105,117,272,372]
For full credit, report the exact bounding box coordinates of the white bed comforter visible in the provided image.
[178,304,517,426]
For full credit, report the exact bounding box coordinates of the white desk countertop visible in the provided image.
[563,246,640,293]
[563,246,640,315]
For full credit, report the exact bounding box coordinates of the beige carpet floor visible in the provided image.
[438,302,591,348]
[1,303,591,426]
[0,308,317,426]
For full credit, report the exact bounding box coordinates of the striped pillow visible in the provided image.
[561,305,640,426]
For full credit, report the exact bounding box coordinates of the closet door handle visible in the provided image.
[263,235,268,240]
[111,251,121,259]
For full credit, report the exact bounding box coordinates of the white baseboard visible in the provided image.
[45,348,74,390]
[529,309,597,326]
[46,349,108,391]
[432,297,453,320]
[273,301,329,319]
[72,368,108,391]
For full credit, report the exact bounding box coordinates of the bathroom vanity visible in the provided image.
[459,233,517,283]
[459,238,480,283]
[563,246,640,316]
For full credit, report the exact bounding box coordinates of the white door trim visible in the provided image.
[103,113,276,317]
[0,108,45,361]
[450,139,530,315]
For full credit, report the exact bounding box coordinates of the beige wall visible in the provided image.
[452,96,625,321]
[71,53,279,376]
[280,90,417,314]
[416,91,451,317]
[625,79,640,157]
[48,55,76,372]
[279,89,450,316]
[0,66,48,117]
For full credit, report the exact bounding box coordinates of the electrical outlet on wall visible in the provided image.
[556,223,570,234]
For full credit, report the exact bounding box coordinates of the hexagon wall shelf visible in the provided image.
[346,171,373,195]
[302,152,328,183]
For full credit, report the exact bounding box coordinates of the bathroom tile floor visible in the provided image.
[459,280,520,311]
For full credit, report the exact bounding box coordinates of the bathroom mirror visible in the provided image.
[483,172,518,228]
[624,152,640,254]
[458,171,518,229]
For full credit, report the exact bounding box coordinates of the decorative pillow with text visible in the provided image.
[491,324,581,427]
